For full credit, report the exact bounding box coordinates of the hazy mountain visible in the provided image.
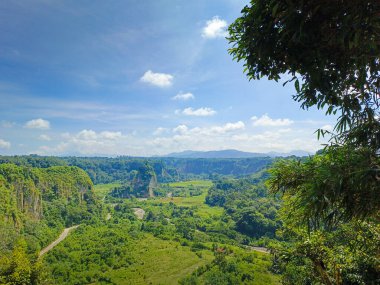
[164,149,311,158]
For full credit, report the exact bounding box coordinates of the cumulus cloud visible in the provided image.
[39,134,51,141]
[173,125,189,134]
[140,70,173,87]
[212,121,245,133]
[0,139,11,149]
[38,129,126,155]
[25,118,50,130]
[251,114,293,127]
[76,129,122,140]
[202,16,228,39]
[172,92,194,101]
[181,107,216,116]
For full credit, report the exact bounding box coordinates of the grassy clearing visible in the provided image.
[110,234,214,285]
[167,180,213,188]
[93,183,121,199]
[147,180,223,218]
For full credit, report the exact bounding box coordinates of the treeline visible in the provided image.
[0,155,273,184]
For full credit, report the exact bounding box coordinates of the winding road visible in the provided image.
[38,225,79,258]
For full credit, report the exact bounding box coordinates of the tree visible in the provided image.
[229,1,380,283]
[228,0,380,221]
[228,0,380,152]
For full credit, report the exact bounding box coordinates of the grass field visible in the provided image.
[93,182,121,199]
[146,180,224,218]
[110,234,214,285]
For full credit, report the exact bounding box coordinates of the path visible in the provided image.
[39,225,79,258]
[132,207,145,219]
[244,245,270,254]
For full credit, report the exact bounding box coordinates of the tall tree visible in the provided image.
[228,0,380,220]
[229,1,380,283]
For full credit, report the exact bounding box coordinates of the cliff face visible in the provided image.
[132,163,157,198]
[0,164,95,228]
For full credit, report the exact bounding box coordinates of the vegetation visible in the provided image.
[0,155,273,184]
[229,1,380,284]
[42,179,280,284]
[0,157,281,285]
[0,163,101,284]
[206,172,281,242]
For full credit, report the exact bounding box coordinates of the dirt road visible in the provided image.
[39,225,79,258]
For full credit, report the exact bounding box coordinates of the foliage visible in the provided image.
[268,147,380,224]
[229,2,380,283]
[180,245,280,285]
[228,0,380,151]
[0,239,45,285]
[206,173,281,240]
[270,210,380,285]
[0,155,273,184]
[0,163,102,284]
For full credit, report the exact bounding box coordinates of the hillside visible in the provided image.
[0,163,100,284]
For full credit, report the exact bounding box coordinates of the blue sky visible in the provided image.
[0,0,336,156]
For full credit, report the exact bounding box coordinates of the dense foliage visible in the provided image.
[229,1,380,284]
[206,172,281,240]
[228,0,380,152]
[0,163,101,284]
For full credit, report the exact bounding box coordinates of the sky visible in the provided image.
[0,0,336,156]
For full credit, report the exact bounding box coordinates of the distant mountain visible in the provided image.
[164,149,311,158]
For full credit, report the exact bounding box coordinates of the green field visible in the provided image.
[109,234,214,285]
[147,180,223,218]
[94,182,121,199]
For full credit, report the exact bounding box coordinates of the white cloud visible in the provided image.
[76,129,122,141]
[251,114,293,127]
[99,131,123,140]
[212,121,245,133]
[173,125,189,134]
[181,107,216,116]
[25,118,50,130]
[77,129,97,140]
[39,134,51,141]
[172,92,194,101]
[37,129,128,155]
[202,16,228,39]
[140,70,173,87]
[0,139,11,149]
